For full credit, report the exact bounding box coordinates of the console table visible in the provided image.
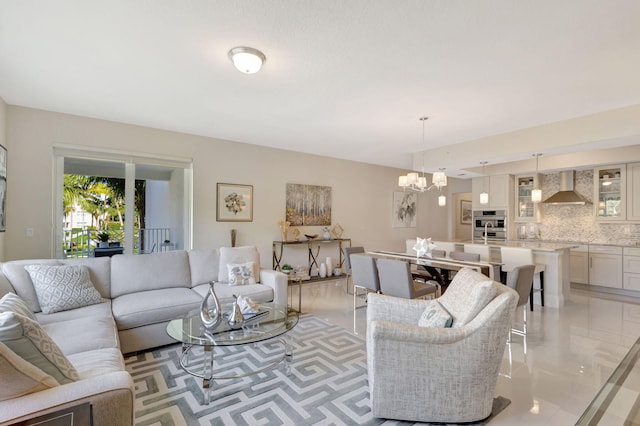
[272,238,352,279]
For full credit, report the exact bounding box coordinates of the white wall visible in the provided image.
[0,97,6,261]
[5,106,452,264]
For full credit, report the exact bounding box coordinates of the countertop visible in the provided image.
[462,240,579,252]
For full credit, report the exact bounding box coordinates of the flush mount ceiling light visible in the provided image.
[398,117,447,205]
[228,46,266,74]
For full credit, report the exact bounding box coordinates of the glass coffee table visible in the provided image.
[166,303,298,404]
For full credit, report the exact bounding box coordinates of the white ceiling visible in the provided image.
[1,1,639,176]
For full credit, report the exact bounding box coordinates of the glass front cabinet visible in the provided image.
[594,164,626,221]
[514,174,542,223]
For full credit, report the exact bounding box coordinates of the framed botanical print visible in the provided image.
[217,183,253,222]
[460,200,472,224]
[392,191,417,228]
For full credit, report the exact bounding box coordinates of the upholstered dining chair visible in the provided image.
[343,246,365,294]
[350,254,380,333]
[505,264,536,340]
[500,247,545,311]
[449,251,480,262]
[376,258,440,300]
[463,244,491,261]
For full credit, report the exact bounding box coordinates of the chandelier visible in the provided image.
[398,117,447,201]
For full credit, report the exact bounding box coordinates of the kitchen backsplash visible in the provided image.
[521,169,640,245]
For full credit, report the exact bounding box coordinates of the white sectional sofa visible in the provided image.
[0,246,287,426]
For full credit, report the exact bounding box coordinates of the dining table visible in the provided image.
[367,250,501,282]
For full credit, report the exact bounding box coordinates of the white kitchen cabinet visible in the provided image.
[589,245,623,288]
[626,162,640,221]
[570,245,589,284]
[514,174,542,223]
[472,174,512,210]
[594,165,626,222]
[623,247,640,291]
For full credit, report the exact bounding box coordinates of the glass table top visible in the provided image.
[166,303,298,347]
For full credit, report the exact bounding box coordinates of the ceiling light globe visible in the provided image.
[228,47,266,74]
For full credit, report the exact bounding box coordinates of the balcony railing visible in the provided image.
[63,228,172,258]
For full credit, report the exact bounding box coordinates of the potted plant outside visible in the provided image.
[96,231,110,248]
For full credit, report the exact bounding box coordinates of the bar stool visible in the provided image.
[500,247,545,311]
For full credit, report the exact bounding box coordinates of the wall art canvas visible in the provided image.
[0,144,6,232]
[217,183,253,222]
[460,200,472,224]
[392,191,417,228]
[286,183,332,226]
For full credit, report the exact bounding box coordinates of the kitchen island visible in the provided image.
[461,240,579,308]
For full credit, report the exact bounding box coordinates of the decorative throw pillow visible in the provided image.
[418,301,453,328]
[218,246,261,284]
[0,292,37,321]
[25,265,103,314]
[227,262,257,286]
[0,341,59,401]
[438,268,497,327]
[0,311,79,384]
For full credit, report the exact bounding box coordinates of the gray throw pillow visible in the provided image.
[25,264,103,314]
[418,300,453,328]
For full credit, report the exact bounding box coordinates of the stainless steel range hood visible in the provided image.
[542,170,589,205]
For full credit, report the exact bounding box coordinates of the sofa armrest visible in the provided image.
[0,371,134,426]
[259,268,288,306]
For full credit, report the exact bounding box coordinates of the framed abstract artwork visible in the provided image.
[460,200,472,224]
[285,183,332,226]
[392,191,417,228]
[217,183,253,222]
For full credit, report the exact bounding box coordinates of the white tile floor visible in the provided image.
[288,278,640,425]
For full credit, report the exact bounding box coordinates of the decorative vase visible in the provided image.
[333,267,342,277]
[319,263,327,278]
[227,294,245,329]
[200,282,222,330]
[99,242,109,248]
[322,227,331,240]
[325,257,333,276]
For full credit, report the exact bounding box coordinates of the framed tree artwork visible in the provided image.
[217,183,253,222]
[392,191,417,228]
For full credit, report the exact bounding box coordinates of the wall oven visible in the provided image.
[472,210,507,242]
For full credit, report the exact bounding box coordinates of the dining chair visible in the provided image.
[376,258,440,300]
[431,241,457,257]
[463,244,491,261]
[343,246,365,294]
[350,254,381,333]
[505,264,536,341]
[500,247,545,311]
[450,251,481,262]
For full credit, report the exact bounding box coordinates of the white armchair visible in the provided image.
[366,268,518,423]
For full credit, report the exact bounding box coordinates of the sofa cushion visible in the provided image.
[25,265,104,314]
[437,268,497,327]
[0,292,37,321]
[61,257,111,298]
[1,260,61,312]
[227,261,257,285]
[0,312,79,384]
[218,246,260,284]
[112,287,202,331]
[0,341,59,401]
[111,251,192,298]
[43,315,119,355]
[67,347,125,380]
[36,300,112,325]
[188,248,220,286]
[418,300,453,328]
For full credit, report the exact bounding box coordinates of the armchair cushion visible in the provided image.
[418,300,452,328]
[437,268,496,327]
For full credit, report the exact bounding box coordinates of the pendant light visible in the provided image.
[398,117,447,205]
[479,161,489,205]
[532,154,542,203]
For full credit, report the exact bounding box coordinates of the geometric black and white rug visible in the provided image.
[125,315,509,425]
